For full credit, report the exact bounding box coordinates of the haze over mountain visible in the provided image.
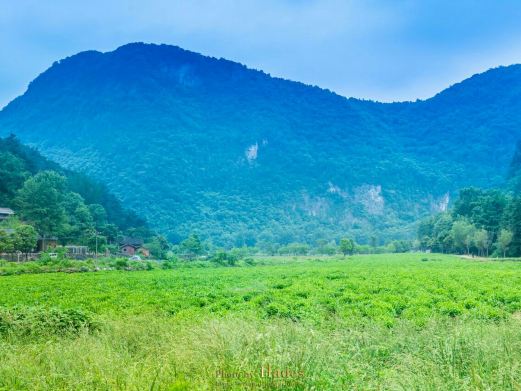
[1,43,520,246]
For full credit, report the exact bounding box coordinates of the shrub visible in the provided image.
[210,250,239,266]
[0,306,98,337]
[161,260,177,269]
[113,258,129,270]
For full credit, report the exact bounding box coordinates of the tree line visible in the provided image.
[153,233,415,263]
[0,135,153,256]
[418,187,521,257]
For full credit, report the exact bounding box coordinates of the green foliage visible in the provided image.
[179,234,203,260]
[1,253,520,322]
[0,150,28,205]
[315,239,337,255]
[160,259,177,269]
[12,225,38,255]
[339,238,355,256]
[451,219,476,254]
[0,306,97,337]
[0,136,152,251]
[15,171,68,236]
[474,229,491,256]
[146,235,170,259]
[386,240,412,253]
[209,249,240,266]
[84,230,108,253]
[0,229,14,253]
[278,242,310,256]
[419,187,521,257]
[0,224,38,255]
[62,192,94,240]
[508,141,521,193]
[498,229,513,258]
[113,258,129,270]
[503,197,521,256]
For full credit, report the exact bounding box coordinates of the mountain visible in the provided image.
[1,43,520,246]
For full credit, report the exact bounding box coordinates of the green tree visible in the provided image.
[89,204,108,228]
[0,151,29,205]
[473,229,490,257]
[451,220,476,254]
[148,235,170,259]
[339,238,354,256]
[503,197,521,257]
[388,240,411,253]
[453,188,482,219]
[0,230,14,254]
[316,240,337,255]
[100,224,119,244]
[472,191,508,240]
[13,225,38,259]
[497,229,513,258]
[278,242,309,256]
[257,240,279,256]
[85,230,107,254]
[62,192,94,242]
[508,141,521,194]
[180,234,203,260]
[15,171,67,236]
[370,236,378,249]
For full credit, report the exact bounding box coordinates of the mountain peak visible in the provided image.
[429,64,521,106]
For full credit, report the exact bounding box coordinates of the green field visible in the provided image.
[2,254,521,390]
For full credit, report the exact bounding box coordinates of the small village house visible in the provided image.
[36,236,58,252]
[119,237,149,257]
[0,207,14,221]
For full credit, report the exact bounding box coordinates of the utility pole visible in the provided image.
[95,230,99,259]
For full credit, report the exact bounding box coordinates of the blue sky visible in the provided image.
[1,0,521,107]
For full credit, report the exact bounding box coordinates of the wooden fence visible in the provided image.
[0,253,40,262]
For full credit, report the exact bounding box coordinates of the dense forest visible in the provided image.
[2,43,521,246]
[0,135,152,254]
[4,131,521,260]
[417,188,519,257]
[0,135,415,259]
[418,142,521,257]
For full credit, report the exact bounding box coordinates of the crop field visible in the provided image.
[2,254,521,390]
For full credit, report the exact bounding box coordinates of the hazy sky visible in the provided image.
[2,0,521,107]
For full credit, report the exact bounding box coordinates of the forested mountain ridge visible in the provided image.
[0,43,520,246]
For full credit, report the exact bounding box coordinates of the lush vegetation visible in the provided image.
[0,254,521,389]
[2,43,521,246]
[0,135,152,255]
[0,135,428,258]
[418,185,521,257]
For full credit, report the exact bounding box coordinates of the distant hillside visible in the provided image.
[1,43,520,246]
[0,135,149,238]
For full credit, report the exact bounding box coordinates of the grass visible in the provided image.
[1,253,521,389]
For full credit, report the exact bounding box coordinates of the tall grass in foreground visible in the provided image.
[1,255,521,389]
[1,315,521,390]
